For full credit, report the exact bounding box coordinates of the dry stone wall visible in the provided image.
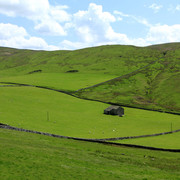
[1,123,180,152]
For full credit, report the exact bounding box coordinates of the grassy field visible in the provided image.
[1,86,180,141]
[0,72,116,91]
[111,131,180,149]
[1,128,180,180]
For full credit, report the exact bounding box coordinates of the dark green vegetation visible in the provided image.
[1,128,180,180]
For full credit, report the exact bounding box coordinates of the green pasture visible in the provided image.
[112,131,180,149]
[0,73,116,91]
[1,128,180,180]
[1,86,180,140]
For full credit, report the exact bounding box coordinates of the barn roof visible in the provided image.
[105,105,121,111]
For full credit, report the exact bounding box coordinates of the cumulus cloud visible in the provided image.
[50,5,71,23]
[148,3,163,13]
[72,3,116,44]
[0,23,59,50]
[34,20,67,36]
[0,1,179,50]
[0,23,27,39]
[0,0,70,36]
[147,24,180,43]
[59,4,150,49]
[60,4,180,50]
[0,0,49,19]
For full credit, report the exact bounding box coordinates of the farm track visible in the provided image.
[0,123,180,152]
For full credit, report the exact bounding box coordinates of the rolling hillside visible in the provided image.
[0,43,180,179]
[0,43,179,113]
[74,50,180,113]
[0,44,171,76]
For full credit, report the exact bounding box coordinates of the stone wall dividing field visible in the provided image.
[0,123,180,152]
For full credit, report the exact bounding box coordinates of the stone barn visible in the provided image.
[104,105,124,117]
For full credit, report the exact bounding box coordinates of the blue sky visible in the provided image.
[0,0,180,50]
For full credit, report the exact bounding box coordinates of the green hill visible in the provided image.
[0,43,180,113]
[0,44,170,76]
[0,43,180,179]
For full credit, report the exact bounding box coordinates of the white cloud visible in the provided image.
[168,4,180,12]
[113,10,130,17]
[147,24,180,43]
[60,4,180,50]
[131,16,151,27]
[0,23,59,50]
[114,10,151,27]
[176,4,180,11]
[0,2,179,50]
[0,23,27,39]
[34,20,67,36]
[50,5,71,23]
[59,4,150,49]
[0,0,71,36]
[0,0,49,19]
[72,3,116,43]
[149,3,163,13]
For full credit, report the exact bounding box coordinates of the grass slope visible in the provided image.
[0,45,164,77]
[0,43,179,113]
[74,44,180,113]
[1,128,180,180]
[1,86,180,143]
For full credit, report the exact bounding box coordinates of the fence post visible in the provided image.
[47,111,49,121]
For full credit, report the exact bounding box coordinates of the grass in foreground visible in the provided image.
[0,128,180,180]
